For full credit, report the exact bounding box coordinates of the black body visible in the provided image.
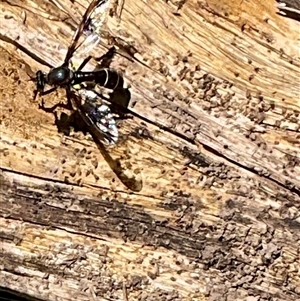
[31,0,144,192]
[74,69,123,90]
[34,0,124,97]
[36,66,123,94]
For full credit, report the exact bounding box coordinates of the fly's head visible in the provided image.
[35,70,46,93]
[32,66,73,100]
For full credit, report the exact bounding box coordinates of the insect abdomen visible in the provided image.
[73,69,123,90]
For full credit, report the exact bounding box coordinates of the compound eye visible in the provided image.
[36,70,45,92]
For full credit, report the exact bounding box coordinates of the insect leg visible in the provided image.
[33,86,57,100]
[38,99,71,113]
[76,46,116,72]
[94,46,116,69]
[39,87,57,96]
[77,55,93,71]
[39,88,74,113]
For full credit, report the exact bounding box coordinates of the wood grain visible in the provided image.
[0,0,299,300]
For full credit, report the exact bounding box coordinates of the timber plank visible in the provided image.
[0,0,299,300]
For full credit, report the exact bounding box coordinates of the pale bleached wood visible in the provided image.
[0,0,299,300]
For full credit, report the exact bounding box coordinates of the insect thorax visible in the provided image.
[47,66,74,86]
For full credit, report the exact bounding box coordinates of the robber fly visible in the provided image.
[30,0,143,191]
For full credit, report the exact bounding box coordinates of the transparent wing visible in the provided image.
[68,89,143,192]
[64,0,112,66]
[70,89,118,145]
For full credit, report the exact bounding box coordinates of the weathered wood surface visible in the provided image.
[0,0,299,300]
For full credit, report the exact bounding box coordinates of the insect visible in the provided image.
[30,0,143,191]
[34,0,123,100]
[276,1,300,22]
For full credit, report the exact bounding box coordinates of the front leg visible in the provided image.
[39,90,76,135]
[34,87,58,100]
[38,99,72,113]
[39,87,76,113]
